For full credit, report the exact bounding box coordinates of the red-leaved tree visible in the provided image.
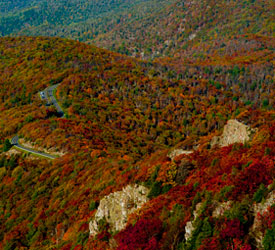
[116,218,163,250]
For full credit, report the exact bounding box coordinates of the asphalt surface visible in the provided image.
[11,135,57,160]
[42,84,64,117]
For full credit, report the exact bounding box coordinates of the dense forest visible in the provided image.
[95,0,274,59]
[0,0,274,249]
[1,0,273,60]
[0,0,174,43]
[0,35,274,249]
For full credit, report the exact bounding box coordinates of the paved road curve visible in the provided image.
[11,135,57,160]
[46,84,64,116]
[41,84,64,117]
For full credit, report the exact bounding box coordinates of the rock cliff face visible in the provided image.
[89,184,149,236]
[185,191,275,248]
[168,149,193,161]
[251,191,275,249]
[211,119,255,147]
[185,203,203,240]
[185,201,232,241]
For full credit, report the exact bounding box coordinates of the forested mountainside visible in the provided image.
[0,36,274,157]
[0,0,275,249]
[1,0,273,61]
[0,35,274,250]
[95,0,274,59]
[0,0,174,41]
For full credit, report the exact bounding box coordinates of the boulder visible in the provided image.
[168,149,193,161]
[211,119,255,147]
[89,184,149,236]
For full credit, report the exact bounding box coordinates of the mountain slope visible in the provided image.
[0,36,274,249]
[94,0,274,59]
[0,0,175,40]
[1,0,273,63]
[0,1,274,249]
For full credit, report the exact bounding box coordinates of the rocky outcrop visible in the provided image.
[89,184,149,236]
[184,191,275,247]
[251,191,275,249]
[167,149,193,161]
[185,203,202,240]
[212,201,232,218]
[185,201,232,241]
[211,119,255,148]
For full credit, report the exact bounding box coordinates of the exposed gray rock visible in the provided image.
[212,201,232,218]
[185,221,194,241]
[185,201,232,241]
[89,184,149,236]
[168,149,193,161]
[251,191,275,249]
[185,203,202,240]
[211,119,255,147]
[184,191,275,247]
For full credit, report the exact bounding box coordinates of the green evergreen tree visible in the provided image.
[263,222,275,250]
[3,139,12,152]
[253,184,268,203]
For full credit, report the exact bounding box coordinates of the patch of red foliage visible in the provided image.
[116,218,163,250]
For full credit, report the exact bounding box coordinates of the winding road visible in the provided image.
[11,135,57,160]
[10,84,65,159]
[41,84,64,117]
